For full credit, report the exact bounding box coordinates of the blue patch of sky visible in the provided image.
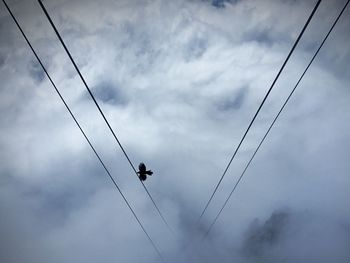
[132,34,161,71]
[0,53,5,68]
[281,0,298,4]
[184,36,208,61]
[299,39,319,54]
[208,0,240,8]
[121,21,135,39]
[243,28,276,47]
[243,26,293,47]
[120,21,160,73]
[318,50,350,82]
[27,60,45,83]
[91,81,128,106]
[135,36,151,57]
[218,86,248,112]
[121,21,149,56]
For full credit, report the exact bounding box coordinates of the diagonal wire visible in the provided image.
[36,0,173,234]
[198,0,322,222]
[1,0,165,261]
[203,0,350,238]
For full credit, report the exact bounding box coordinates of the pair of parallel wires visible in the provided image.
[199,0,350,238]
[2,0,168,261]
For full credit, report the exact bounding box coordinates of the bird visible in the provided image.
[137,162,153,181]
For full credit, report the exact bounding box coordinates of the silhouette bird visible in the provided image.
[137,163,153,181]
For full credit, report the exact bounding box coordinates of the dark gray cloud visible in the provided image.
[242,209,290,260]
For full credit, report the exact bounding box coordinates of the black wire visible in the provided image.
[203,0,350,238]
[36,0,172,234]
[1,1,165,261]
[198,0,322,221]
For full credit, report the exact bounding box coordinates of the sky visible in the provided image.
[0,0,350,262]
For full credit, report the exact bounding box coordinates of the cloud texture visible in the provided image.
[1,0,350,262]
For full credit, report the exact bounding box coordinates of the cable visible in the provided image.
[198,0,322,221]
[203,0,350,238]
[36,0,172,234]
[1,1,165,261]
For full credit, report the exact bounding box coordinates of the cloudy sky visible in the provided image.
[1,0,350,262]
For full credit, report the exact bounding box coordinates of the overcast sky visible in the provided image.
[1,0,350,262]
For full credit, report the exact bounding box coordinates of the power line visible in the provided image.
[198,0,322,221]
[1,1,165,261]
[203,0,350,238]
[36,0,172,234]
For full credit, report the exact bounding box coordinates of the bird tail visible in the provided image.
[146,170,153,176]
